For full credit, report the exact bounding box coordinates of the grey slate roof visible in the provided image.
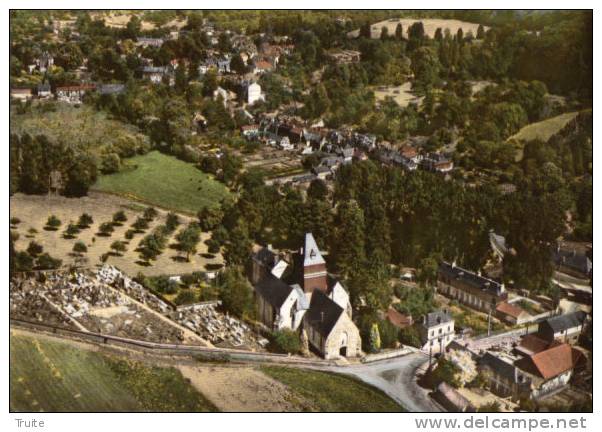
[304,290,344,337]
[438,261,504,297]
[553,248,592,276]
[255,273,293,309]
[423,309,453,328]
[542,311,586,333]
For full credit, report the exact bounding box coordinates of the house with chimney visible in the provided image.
[536,311,587,345]
[437,261,508,313]
[418,309,455,353]
[249,233,361,359]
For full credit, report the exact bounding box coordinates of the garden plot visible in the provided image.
[373,83,424,108]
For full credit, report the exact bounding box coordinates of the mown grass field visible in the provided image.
[94,151,231,214]
[509,111,580,144]
[10,333,217,412]
[261,366,404,412]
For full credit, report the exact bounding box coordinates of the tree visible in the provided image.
[197,206,223,231]
[429,357,461,389]
[63,223,80,239]
[165,212,180,233]
[110,240,127,256]
[15,251,34,272]
[112,210,128,225]
[395,23,403,40]
[369,322,381,353]
[411,46,440,90]
[216,268,254,319]
[270,329,301,354]
[36,253,62,270]
[476,24,485,39]
[78,213,93,228]
[143,207,158,221]
[224,221,252,267]
[230,53,247,74]
[72,241,88,255]
[175,224,201,261]
[132,217,149,232]
[98,222,114,236]
[331,200,365,278]
[45,215,61,231]
[399,325,422,348]
[26,241,43,257]
[380,26,389,41]
[307,178,328,201]
[174,290,196,305]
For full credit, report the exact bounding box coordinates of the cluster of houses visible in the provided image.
[248,233,362,359]
[11,81,126,104]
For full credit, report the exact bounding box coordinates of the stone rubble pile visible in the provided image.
[10,279,75,328]
[97,265,262,348]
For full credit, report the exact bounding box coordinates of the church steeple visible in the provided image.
[303,233,327,293]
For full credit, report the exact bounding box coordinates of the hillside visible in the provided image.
[348,18,487,39]
[10,332,217,412]
[93,150,232,214]
[509,111,582,144]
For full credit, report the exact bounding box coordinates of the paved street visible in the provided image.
[320,352,442,412]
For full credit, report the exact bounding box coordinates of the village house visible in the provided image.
[249,233,361,359]
[55,84,96,103]
[422,152,454,173]
[418,309,455,353]
[31,51,54,73]
[246,82,265,105]
[136,37,164,48]
[252,59,275,74]
[11,88,33,100]
[514,343,585,400]
[437,261,508,313]
[327,49,361,64]
[495,301,531,325]
[241,124,260,138]
[142,66,172,84]
[536,311,587,345]
[98,83,126,95]
[385,307,412,330]
[479,351,531,400]
[552,245,592,280]
[36,81,51,98]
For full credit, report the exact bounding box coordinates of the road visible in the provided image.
[319,352,442,412]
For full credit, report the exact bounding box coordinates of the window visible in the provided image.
[438,328,442,335]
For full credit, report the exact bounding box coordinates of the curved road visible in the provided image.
[318,352,442,412]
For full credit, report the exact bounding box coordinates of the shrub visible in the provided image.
[110,240,127,255]
[10,217,21,225]
[143,207,158,221]
[45,215,61,230]
[132,217,149,232]
[15,251,34,271]
[174,290,196,305]
[78,213,94,228]
[63,223,80,239]
[26,241,44,257]
[378,319,400,349]
[124,229,135,240]
[429,358,461,389]
[269,329,301,354]
[112,210,128,225]
[98,222,115,236]
[399,325,422,348]
[36,253,62,270]
[165,212,180,233]
[72,241,88,255]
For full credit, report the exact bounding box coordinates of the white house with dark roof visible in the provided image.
[537,311,587,345]
[249,233,361,359]
[418,309,455,353]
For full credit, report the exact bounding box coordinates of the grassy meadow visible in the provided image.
[261,366,404,412]
[10,333,217,412]
[94,151,231,214]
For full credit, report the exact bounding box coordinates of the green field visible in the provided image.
[261,366,404,412]
[94,151,231,214]
[10,333,217,412]
[509,111,581,144]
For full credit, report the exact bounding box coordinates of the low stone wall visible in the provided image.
[361,346,415,363]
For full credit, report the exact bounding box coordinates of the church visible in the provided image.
[249,233,362,359]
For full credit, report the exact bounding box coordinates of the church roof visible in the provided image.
[255,273,293,309]
[304,232,325,267]
[304,290,344,337]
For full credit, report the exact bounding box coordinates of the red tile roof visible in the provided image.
[496,301,528,319]
[516,334,552,356]
[515,343,581,380]
[386,307,412,329]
